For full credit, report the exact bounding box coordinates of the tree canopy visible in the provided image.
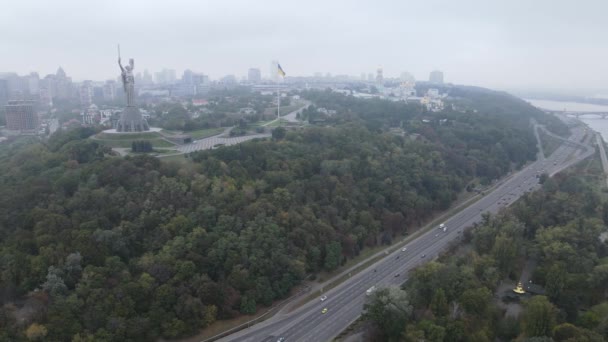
[0,86,571,340]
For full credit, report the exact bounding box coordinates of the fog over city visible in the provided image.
[2,0,608,92]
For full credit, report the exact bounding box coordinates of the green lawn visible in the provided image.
[265,119,303,128]
[279,104,303,116]
[126,149,179,157]
[98,139,176,148]
[96,132,162,140]
[540,130,562,157]
[186,127,225,139]
[249,120,275,127]
[93,135,177,148]
[152,149,180,154]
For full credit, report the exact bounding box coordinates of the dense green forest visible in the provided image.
[0,87,568,340]
[363,171,608,341]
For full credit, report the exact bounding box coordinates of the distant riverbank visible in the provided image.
[525,99,608,113]
[526,98,608,142]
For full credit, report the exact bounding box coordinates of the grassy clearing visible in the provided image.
[279,104,302,116]
[249,120,276,127]
[186,127,225,139]
[539,130,562,157]
[93,131,177,148]
[152,149,179,154]
[127,150,178,156]
[569,149,608,195]
[96,139,176,148]
[96,132,162,140]
[264,119,296,127]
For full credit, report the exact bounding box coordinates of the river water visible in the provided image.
[525,98,608,141]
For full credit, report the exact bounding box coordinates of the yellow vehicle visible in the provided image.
[321,308,328,314]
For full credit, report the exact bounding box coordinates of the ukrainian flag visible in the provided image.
[277,63,286,77]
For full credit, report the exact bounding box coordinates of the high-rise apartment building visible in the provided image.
[182,69,194,84]
[143,69,153,85]
[26,72,40,96]
[400,72,415,83]
[103,80,116,101]
[167,69,176,84]
[0,73,24,98]
[221,75,237,85]
[154,69,177,84]
[5,100,38,131]
[55,67,73,99]
[429,70,444,84]
[0,79,9,105]
[79,81,93,107]
[154,71,165,84]
[135,72,143,85]
[39,76,55,107]
[248,68,261,83]
[376,67,383,84]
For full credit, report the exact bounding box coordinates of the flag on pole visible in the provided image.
[277,63,286,77]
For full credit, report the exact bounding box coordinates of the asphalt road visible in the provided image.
[282,101,310,123]
[594,133,608,187]
[177,133,271,153]
[219,124,594,342]
[177,102,309,154]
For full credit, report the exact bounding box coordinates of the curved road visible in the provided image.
[219,123,593,342]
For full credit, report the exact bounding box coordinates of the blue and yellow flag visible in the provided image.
[277,63,286,77]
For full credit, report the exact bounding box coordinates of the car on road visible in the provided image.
[366,286,376,295]
[277,338,285,342]
[394,273,400,277]
[320,295,327,302]
[321,308,328,314]
[421,254,426,258]
[401,247,407,252]
[435,233,439,237]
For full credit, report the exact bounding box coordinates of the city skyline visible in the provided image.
[1,64,444,84]
[2,0,608,93]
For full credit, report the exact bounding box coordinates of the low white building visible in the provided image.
[427,88,440,99]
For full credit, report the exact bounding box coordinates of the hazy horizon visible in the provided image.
[2,0,607,93]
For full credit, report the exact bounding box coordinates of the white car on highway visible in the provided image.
[320,295,327,302]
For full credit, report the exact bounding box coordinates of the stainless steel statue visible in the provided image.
[118,57,135,107]
[115,46,149,132]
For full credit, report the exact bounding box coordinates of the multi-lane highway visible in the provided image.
[219,123,594,342]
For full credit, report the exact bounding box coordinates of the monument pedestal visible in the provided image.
[116,106,149,132]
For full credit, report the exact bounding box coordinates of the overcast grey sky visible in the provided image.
[1,0,607,92]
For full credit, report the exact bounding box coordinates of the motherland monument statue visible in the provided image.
[115,45,149,132]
